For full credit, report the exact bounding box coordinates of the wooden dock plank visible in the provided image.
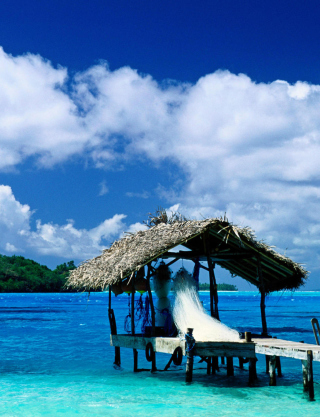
[111,334,186,355]
[194,341,255,358]
[253,338,320,361]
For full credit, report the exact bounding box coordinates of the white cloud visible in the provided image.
[2,48,320,273]
[126,190,149,199]
[0,185,131,259]
[98,180,109,196]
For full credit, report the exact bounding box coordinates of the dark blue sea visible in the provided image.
[1,291,320,416]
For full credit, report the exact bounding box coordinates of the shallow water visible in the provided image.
[0,291,320,416]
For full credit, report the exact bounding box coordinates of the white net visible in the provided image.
[173,269,240,342]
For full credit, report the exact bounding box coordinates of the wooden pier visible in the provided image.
[111,332,319,400]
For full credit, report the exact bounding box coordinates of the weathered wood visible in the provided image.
[194,341,255,358]
[253,338,320,361]
[108,308,121,366]
[269,355,276,386]
[257,256,268,336]
[147,264,156,337]
[276,356,282,377]
[227,357,234,376]
[185,328,195,382]
[311,318,320,345]
[307,350,314,400]
[108,286,121,367]
[213,356,219,372]
[207,357,211,375]
[245,332,252,342]
[204,232,219,320]
[239,357,244,369]
[265,355,269,373]
[133,349,138,372]
[248,358,257,385]
[162,250,254,262]
[131,277,135,336]
[302,359,309,391]
[111,334,186,355]
[164,355,174,371]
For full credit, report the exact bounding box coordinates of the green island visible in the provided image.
[0,254,76,292]
[199,283,238,291]
[0,254,238,292]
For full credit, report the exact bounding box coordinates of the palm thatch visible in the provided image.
[67,215,308,293]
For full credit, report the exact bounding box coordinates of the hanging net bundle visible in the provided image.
[172,268,240,342]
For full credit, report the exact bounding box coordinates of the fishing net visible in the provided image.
[173,268,240,342]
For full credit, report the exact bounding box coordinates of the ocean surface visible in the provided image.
[0,291,320,416]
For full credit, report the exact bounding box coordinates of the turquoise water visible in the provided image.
[1,291,320,416]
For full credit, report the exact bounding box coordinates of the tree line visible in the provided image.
[0,254,76,292]
[199,283,238,291]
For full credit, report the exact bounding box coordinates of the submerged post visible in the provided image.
[131,274,138,372]
[307,350,314,400]
[147,264,156,337]
[269,355,277,386]
[301,351,314,400]
[147,264,157,372]
[302,359,309,391]
[227,357,234,376]
[205,232,219,320]
[257,256,268,336]
[108,286,121,366]
[185,328,195,382]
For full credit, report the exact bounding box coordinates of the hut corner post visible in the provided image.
[302,351,315,400]
[257,256,268,336]
[131,273,138,372]
[204,232,219,321]
[108,286,121,366]
[147,264,157,372]
[185,328,195,382]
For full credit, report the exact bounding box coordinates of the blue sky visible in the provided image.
[1,0,320,289]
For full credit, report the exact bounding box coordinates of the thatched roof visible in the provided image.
[67,217,308,293]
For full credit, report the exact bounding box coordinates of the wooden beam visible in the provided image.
[269,355,277,386]
[257,256,268,336]
[205,232,219,320]
[162,250,254,262]
[185,328,194,383]
[111,334,186,355]
[147,264,156,337]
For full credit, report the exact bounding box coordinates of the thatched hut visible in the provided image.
[68,213,307,337]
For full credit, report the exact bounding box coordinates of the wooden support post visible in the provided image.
[239,357,244,369]
[207,357,211,375]
[221,357,225,365]
[185,328,195,383]
[302,359,309,392]
[227,357,234,376]
[133,349,138,373]
[147,264,157,372]
[265,355,270,374]
[131,274,137,372]
[245,332,251,342]
[131,276,135,336]
[257,257,268,336]
[269,355,276,386]
[164,355,174,372]
[307,350,314,401]
[204,233,219,320]
[147,264,156,337]
[108,287,121,366]
[276,356,282,377]
[213,356,219,372]
[301,351,315,400]
[248,358,257,385]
